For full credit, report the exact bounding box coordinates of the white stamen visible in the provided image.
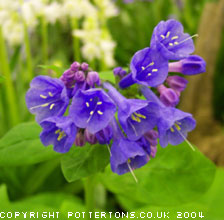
[174,41,179,45]
[30,102,50,110]
[152,69,158,72]
[177,130,195,151]
[127,162,138,183]
[90,111,94,115]
[97,101,102,105]
[169,43,174,46]
[142,62,154,72]
[41,103,49,107]
[178,34,199,44]
[107,144,112,156]
[130,122,138,136]
[147,73,152,76]
[86,102,90,107]
[160,34,165,39]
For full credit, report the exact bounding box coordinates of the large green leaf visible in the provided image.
[0,191,85,220]
[61,144,110,182]
[0,122,60,166]
[124,169,224,220]
[101,142,216,206]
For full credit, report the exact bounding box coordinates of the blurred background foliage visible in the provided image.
[0,0,223,219]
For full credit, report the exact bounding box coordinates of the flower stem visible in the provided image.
[40,16,48,65]
[84,175,95,220]
[0,27,19,126]
[71,18,80,62]
[23,22,33,82]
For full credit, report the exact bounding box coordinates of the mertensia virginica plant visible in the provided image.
[26,19,206,182]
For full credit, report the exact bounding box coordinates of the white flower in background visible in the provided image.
[21,1,39,28]
[0,10,10,25]
[62,0,96,19]
[73,16,116,67]
[0,0,20,12]
[44,2,63,24]
[94,0,119,19]
[82,43,101,61]
[2,18,24,46]
[0,0,117,66]
[100,37,116,66]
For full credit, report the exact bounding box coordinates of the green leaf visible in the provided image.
[0,122,60,166]
[123,168,224,220]
[0,185,10,207]
[101,142,216,206]
[61,144,110,182]
[0,192,85,219]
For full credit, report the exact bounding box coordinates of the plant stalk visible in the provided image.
[84,175,95,220]
[0,27,19,127]
[40,16,48,65]
[23,22,33,82]
[71,18,81,62]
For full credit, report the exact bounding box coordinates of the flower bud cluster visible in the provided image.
[60,61,100,88]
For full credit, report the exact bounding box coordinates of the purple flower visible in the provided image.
[144,130,158,158]
[81,62,89,71]
[84,129,97,145]
[60,69,75,88]
[144,130,158,147]
[74,132,86,147]
[140,86,196,147]
[150,19,195,60]
[157,107,196,147]
[70,61,80,71]
[111,138,149,175]
[74,71,85,82]
[136,137,151,156]
[169,55,206,75]
[113,67,127,79]
[166,75,188,92]
[40,116,77,153]
[69,88,116,134]
[95,125,113,145]
[157,84,180,107]
[119,47,168,88]
[26,76,69,123]
[104,82,158,141]
[86,71,101,88]
[110,118,149,175]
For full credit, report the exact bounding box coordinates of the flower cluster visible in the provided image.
[26,19,206,177]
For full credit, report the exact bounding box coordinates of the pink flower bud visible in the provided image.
[157,84,179,107]
[86,71,101,87]
[84,129,97,145]
[74,132,86,147]
[166,75,188,92]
